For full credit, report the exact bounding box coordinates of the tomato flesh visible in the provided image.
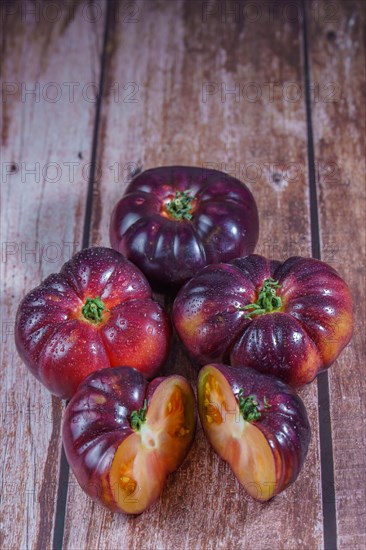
[110,378,195,514]
[198,366,276,501]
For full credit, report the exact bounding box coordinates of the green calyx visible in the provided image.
[237,390,271,423]
[165,191,194,221]
[130,400,147,432]
[240,277,282,319]
[81,296,108,323]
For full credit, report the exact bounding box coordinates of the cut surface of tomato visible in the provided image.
[198,366,276,501]
[110,377,195,514]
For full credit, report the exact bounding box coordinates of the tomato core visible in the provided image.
[130,399,147,432]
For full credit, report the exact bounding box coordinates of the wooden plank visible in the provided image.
[0,2,105,548]
[62,1,324,548]
[307,1,366,548]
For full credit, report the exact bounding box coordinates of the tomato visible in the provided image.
[198,364,310,501]
[15,247,171,398]
[173,254,353,385]
[110,166,259,288]
[62,366,196,514]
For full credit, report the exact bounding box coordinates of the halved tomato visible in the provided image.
[62,366,196,514]
[198,364,310,501]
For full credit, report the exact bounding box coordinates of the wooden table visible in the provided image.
[1,1,365,548]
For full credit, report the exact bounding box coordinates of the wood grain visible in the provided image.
[307,1,366,548]
[0,2,105,548]
[62,1,323,548]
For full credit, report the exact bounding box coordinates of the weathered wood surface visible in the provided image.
[62,1,323,548]
[0,2,105,549]
[1,0,365,549]
[307,1,366,548]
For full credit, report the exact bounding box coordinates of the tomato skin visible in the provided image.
[62,366,195,514]
[15,247,171,398]
[62,367,147,512]
[198,364,311,499]
[173,254,353,385]
[110,166,259,287]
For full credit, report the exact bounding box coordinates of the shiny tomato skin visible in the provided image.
[198,364,310,500]
[110,166,259,287]
[173,254,353,385]
[62,366,196,514]
[15,247,171,398]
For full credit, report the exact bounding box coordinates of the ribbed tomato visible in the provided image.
[198,364,310,501]
[15,247,171,398]
[110,166,259,288]
[62,367,196,514]
[173,254,353,385]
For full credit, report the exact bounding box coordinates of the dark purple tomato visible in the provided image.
[198,364,310,501]
[110,166,259,288]
[173,254,353,385]
[15,247,171,398]
[62,367,196,514]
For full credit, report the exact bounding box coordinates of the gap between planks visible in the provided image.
[52,4,111,550]
[302,1,337,548]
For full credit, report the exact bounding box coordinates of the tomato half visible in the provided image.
[62,367,196,514]
[198,364,310,500]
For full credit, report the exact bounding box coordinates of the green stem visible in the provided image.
[81,296,108,323]
[165,191,193,220]
[237,390,271,423]
[239,277,282,319]
[130,400,147,432]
